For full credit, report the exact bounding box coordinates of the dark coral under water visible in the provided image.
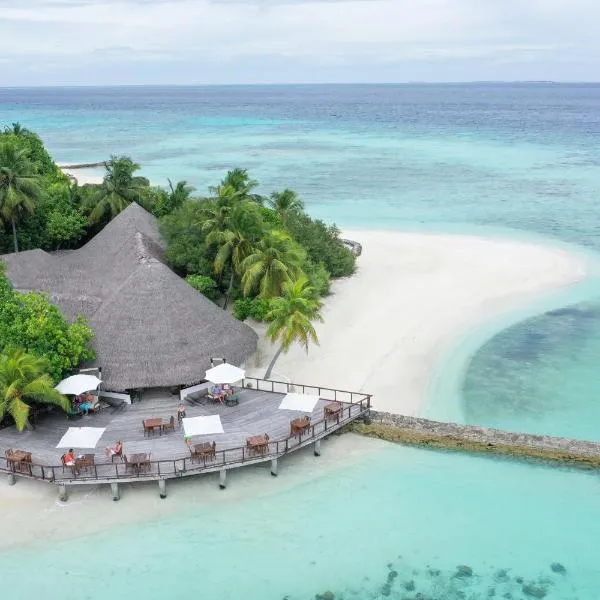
[306,558,576,600]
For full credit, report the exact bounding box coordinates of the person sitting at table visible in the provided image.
[104,441,123,459]
[210,384,225,401]
[64,448,75,466]
[222,383,234,396]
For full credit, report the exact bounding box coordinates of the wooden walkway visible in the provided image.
[0,378,370,493]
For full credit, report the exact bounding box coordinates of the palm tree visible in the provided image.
[0,347,70,432]
[268,189,304,225]
[264,276,323,379]
[240,230,305,298]
[0,141,42,252]
[206,202,263,308]
[3,122,30,137]
[87,156,149,223]
[220,168,263,204]
[167,179,195,209]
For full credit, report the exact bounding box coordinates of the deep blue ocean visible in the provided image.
[2,84,600,600]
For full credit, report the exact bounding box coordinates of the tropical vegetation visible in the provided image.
[0,264,95,381]
[0,123,356,383]
[0,347,70,431]
[264,276,324,378]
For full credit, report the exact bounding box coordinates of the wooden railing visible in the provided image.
[1,389,371,485]
[242,377,372,407]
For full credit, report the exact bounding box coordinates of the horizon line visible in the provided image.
[3,80,600,90]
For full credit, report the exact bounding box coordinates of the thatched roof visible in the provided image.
[2,203,258,391]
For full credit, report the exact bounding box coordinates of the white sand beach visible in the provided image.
[0,433,385,550]
[249,230,588,416]
[60,167,104,185]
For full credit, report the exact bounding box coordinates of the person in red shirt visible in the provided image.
[64,449,75,466]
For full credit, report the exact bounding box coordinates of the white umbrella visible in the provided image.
[183,415,224,437]
[56,374,102,396]
[279,393,320,413]
[56,427,106,449]
[205,363,245,384]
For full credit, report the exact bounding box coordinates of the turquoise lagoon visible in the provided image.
[2,85,600,598]
[2,443,599,600]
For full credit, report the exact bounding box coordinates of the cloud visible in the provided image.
[1,0,599,84]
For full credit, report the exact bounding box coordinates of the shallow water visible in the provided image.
[3,85,600,443]
[1,444,599,600]
[463,299,600,440]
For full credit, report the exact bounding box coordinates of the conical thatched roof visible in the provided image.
[1,203,258,391]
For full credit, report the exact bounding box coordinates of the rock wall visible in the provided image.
[352,411,600,469]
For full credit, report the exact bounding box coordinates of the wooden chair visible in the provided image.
[123,454,135,474]
[141,453,152,473]
[61,454,76,475]
[162,415,175,433]
[142,421,153,436]
[206,441,216,460]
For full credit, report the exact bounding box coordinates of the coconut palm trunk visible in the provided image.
[11,218,18,253]
[222,272,235,310]
[264,345,284,379]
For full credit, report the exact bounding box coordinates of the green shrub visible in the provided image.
[0,265,95,382]
[285,212,356,278]
[304,260,331,296]
[185,274,220,302]
[233,297,274,322]
[233,298,253,321]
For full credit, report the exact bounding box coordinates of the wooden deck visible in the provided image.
[0,378,370,488]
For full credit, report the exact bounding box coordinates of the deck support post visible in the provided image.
[7,473,16,486]
[158,479,167,499]
[219,469,227,490]
[110,482,120,501]
[58,483,68,502]
[314,439,322,457]
[270,458,278,477]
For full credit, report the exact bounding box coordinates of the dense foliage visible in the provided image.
[185,274,220,303]
[0,264,95,382]
[0,124,352,378]
[158,169,355,316]
[0,124,197,254]
[0,347,70,431]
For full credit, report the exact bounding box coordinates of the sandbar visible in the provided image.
[249,230,587,415]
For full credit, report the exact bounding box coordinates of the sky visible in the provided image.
[1,0,599,86]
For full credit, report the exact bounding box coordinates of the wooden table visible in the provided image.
[246,435,269,455]
[143,418,163,436]
[324,402,342,421]
[191,442,216,462]
[127,452,151,473]
[6,450,32,474]
[290,417,311,437]
[75,454,95,474]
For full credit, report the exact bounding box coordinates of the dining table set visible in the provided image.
[5,449,32,475]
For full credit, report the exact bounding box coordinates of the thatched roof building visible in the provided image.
[2,204,258,391]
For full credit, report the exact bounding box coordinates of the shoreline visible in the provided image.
[0,227,590,549]
[249,229,589,416]
[0,433,385,551]
[59,166,104,185]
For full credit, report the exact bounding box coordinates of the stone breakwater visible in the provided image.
[352,412,600,469]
